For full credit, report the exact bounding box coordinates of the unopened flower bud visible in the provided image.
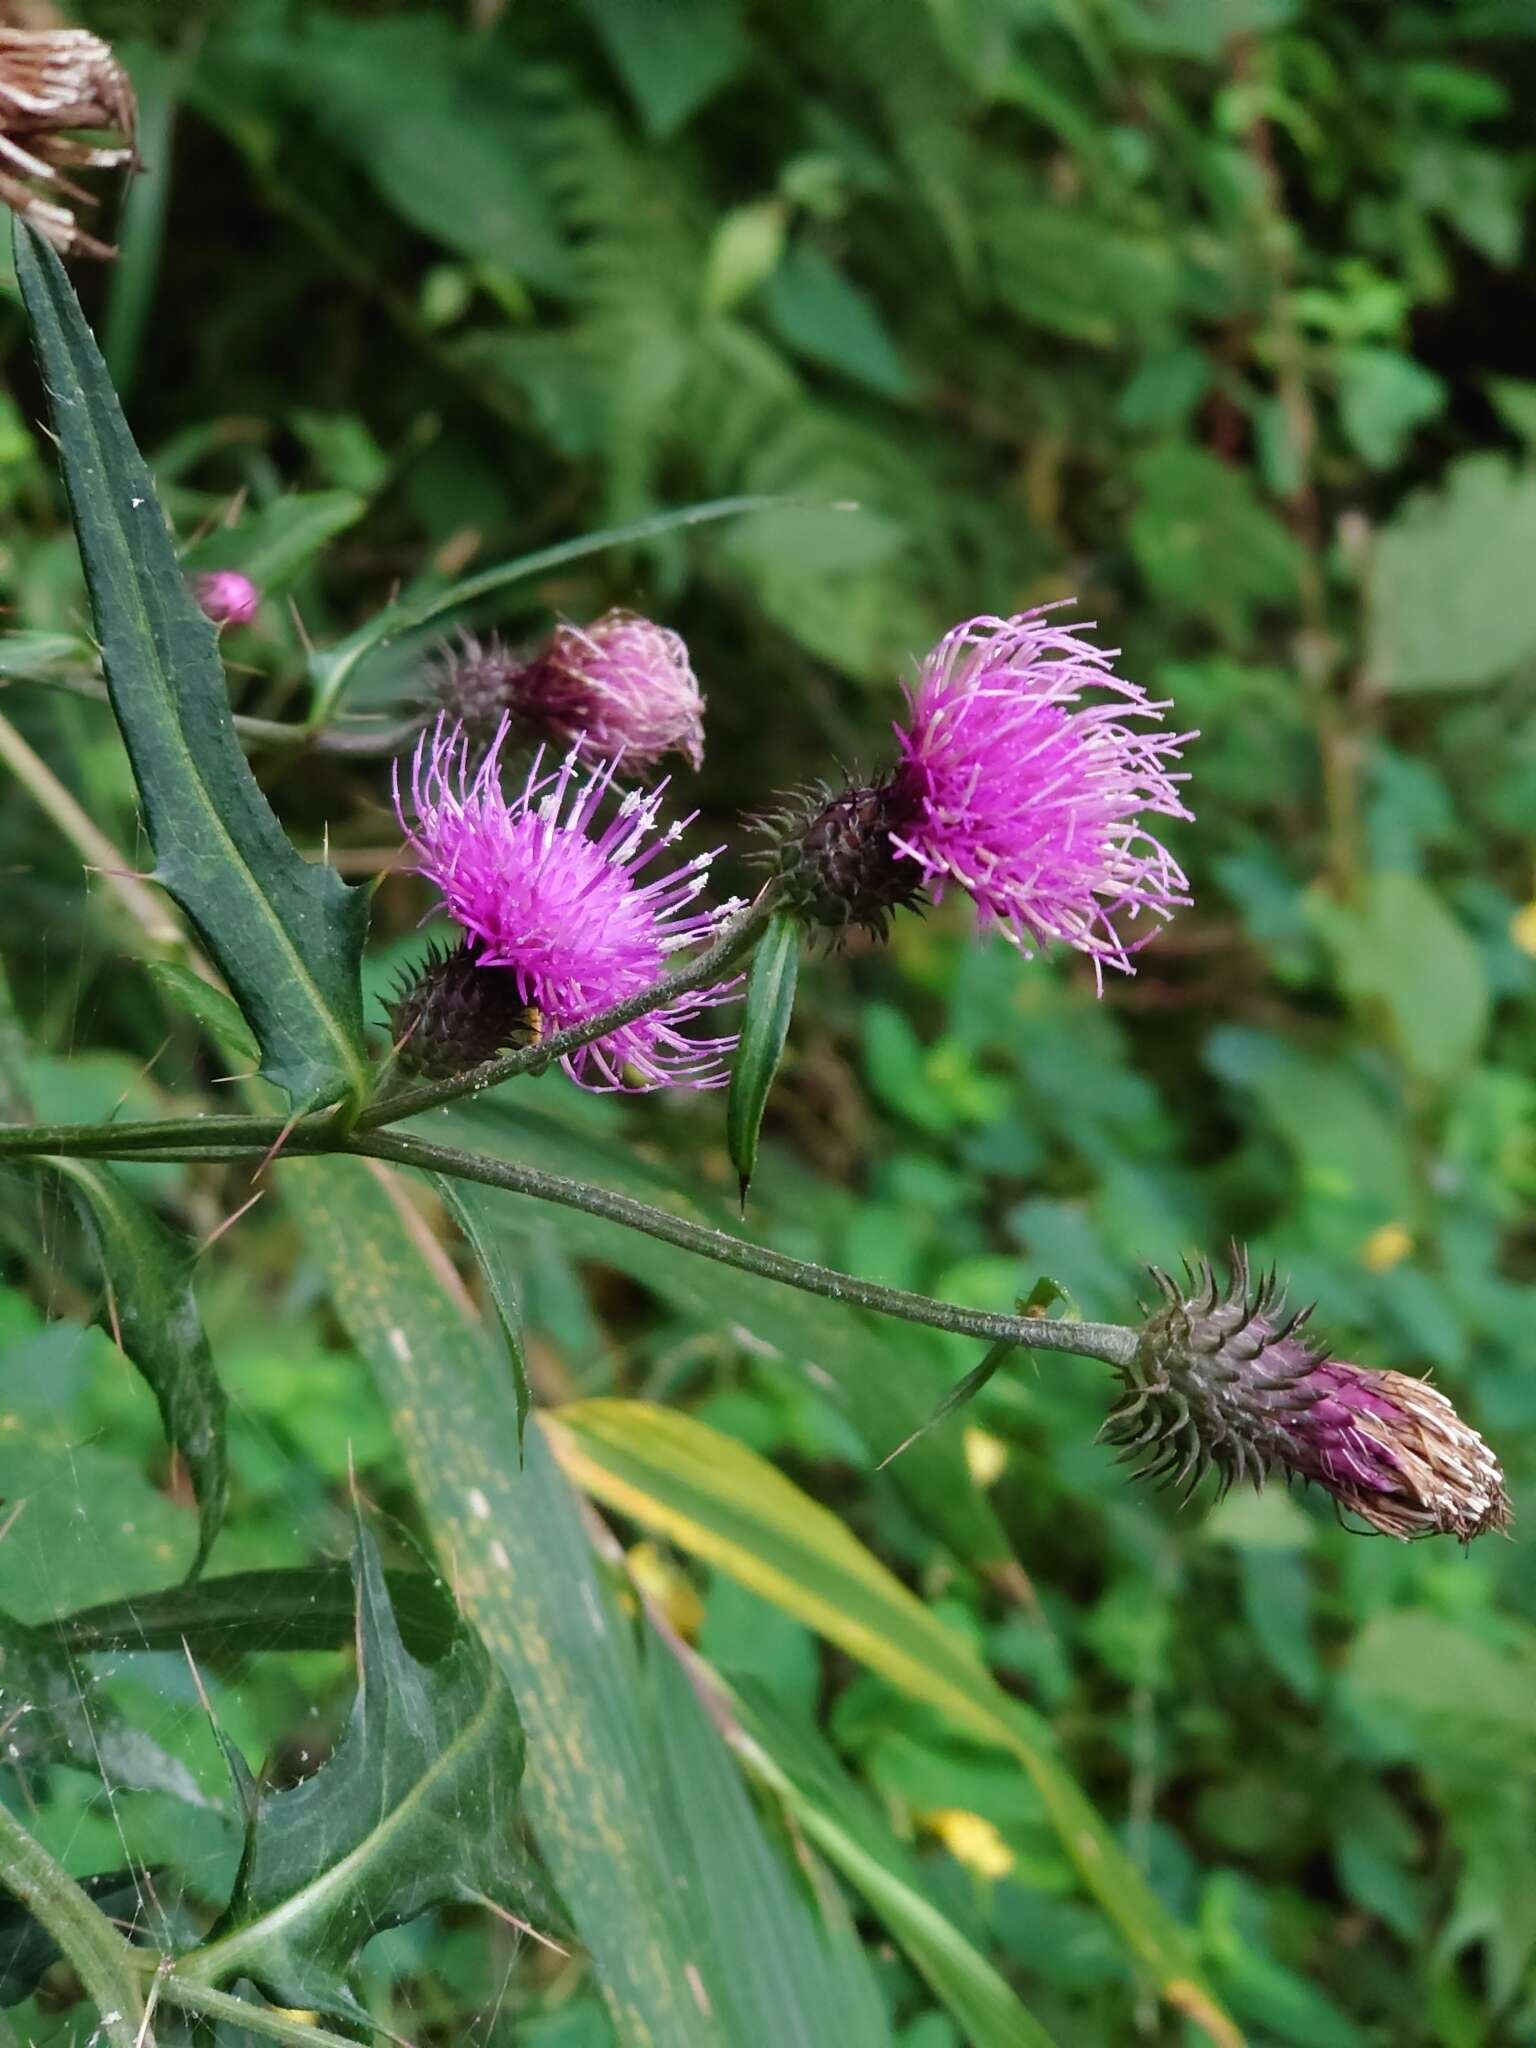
[1104,1248,1510,1541]
[194,570,259,628]
[387,940,541,1078]
[429,612,705,774]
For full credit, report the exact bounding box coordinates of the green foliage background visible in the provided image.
[3,0,1536,2042]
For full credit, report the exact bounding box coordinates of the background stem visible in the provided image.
[0,1802,144,2048]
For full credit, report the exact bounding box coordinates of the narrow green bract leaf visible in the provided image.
[43,1156,227,1577]
[725,906,800,1208]
[878,1275,1066,1468]
[146,961,260,1065]
[14,224,371,1117]
[431,1172,531,1453]
[189,1519,557,2024]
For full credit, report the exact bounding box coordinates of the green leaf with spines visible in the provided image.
[42,1156,227,1577]
[187,1517,559,2025]
[725,905,801,1209]
[14,223,372,1118]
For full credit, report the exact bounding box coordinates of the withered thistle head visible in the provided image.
[1104,1248,1510,1542]
[0,27,138,258]
[386,940,542,1079]
[429,612,705,774]
[749,776,927,941]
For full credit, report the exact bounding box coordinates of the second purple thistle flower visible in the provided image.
[762,608,1196,982]
[394,717,740,1091]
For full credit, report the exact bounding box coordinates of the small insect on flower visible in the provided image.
[1105,1247,1510,1542]
[430,611,706,775]
[0,27,138,259]
[393,716,740,1091]
[193,570,260,629]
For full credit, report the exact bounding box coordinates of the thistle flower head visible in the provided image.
[1104,1249,1510,1541]
[394,716,739,1091]
[428,632,524,745]
[890,610,1194,984]
[194,570,259,628]
[528,610,706,774]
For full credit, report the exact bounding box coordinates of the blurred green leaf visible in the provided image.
[1316,871,1489,1082]
[146,961,260,1066]
[1335,347,1445,469]
[43,1157,227,1576]
[14,226,372,1118]
[1131,447,1301,638]
[181,492,367,596]
[763,243,916,400]
[545,1399,1241,2047]
[582,0,749,137]
[190,1519,556,2025]
[1367,455,1536,691]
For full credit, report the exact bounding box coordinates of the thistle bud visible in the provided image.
[194,570,259,628]
[386,941,541,1078]
[428,632,524,746]
[1104,1248,1510,1542]
[750,776,926,940]
[429,612,706,774]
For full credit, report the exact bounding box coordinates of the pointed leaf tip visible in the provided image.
[726,908,801,1200]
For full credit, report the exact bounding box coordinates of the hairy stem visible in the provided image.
[0,1802,144,2048]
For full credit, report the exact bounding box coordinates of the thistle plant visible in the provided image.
[0,200,1517,2048]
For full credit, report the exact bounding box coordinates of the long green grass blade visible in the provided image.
[284,1152,890,2047]
[545,1398,1243,2048]
[15,224,372,1117]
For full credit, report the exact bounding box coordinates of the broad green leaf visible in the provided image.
[582,0,749,136]
[308,493,793,721]
[1335,347,1445,470]
[545,1400,1242,2048]
[989,202,1178,346]
[187,1520,556,2024]
[1130,446,1301,640]
[146,961,260,1065]
[1367,454,1536,691]
[725,1678,1057,2047]
[763,244,916,400]
[37,1157,226,1576]
[725,906,801,1208]
[282,1152,731,2047]
[0,1609,207,1808]
[442,1095,1017,1575]
[431,1172,531,1453]
[15,224,372,1117]
[0,1432,190,1621]
[181,490,367,596]
[56,1565,457,1662]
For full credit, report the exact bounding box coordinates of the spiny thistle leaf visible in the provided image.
[192,1518,563,2024]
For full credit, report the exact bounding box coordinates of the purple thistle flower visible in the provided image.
[889,609,1194,983]
[1105,1249,1510,1541]
[193,570,260,629]
[431,612,706,774]
[394,716,739,1092]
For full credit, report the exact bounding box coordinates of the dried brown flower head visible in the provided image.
[0,27,137,258]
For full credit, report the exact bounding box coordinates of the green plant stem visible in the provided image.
[0,1117,1136,1368]
[348,1129,1138,1365]
[0,1801,143,2048]
[148,1972,381,2048]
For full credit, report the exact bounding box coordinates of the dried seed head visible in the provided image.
[749,775,927,941]
[0,27,138,258]
[1105,1247,1510,1542]
[386,940,541,1079]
